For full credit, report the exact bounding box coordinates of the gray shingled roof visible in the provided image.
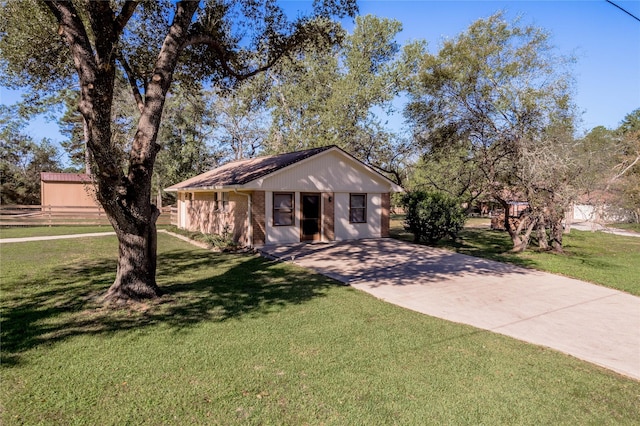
[165,146,333,191]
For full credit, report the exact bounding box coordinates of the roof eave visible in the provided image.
[164,185,246,193]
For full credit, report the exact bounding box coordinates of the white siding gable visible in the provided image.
[250,149,394,193]
[334,192,381,240]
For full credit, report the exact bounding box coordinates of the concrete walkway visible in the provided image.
[262,239,640,380]
[0,232,116,244]
[571,221,640,238]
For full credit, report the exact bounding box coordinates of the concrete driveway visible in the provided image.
[261,238,640,381]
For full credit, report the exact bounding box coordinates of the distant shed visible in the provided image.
[40,172,98,208]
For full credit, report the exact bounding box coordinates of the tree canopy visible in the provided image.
[0,105,62,204]
[263,14,423,185]
[0,0,357,303]
[406,12,578,251]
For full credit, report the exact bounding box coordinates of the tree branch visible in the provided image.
[114,1,138,36]
[129,1,199,168]
[85,0,117,67]
[117,54,145,114]
[183,33,296,80]
[44,2,100,121]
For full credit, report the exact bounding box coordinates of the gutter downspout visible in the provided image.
[233,188,252,247]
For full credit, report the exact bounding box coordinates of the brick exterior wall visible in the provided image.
[381,192,390,237]
[228,192,249,245]
[251,190,266,245]
[323,192,335,241]
[188,193,217,234]
[184,192,250,245]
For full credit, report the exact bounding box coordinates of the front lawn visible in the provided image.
[1,234,639,424]
[608,222,640,233]
[0,225,113,239]
[391,215,640,296]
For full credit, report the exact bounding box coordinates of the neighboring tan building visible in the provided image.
[165,145,403,247]
[40,172,98,208]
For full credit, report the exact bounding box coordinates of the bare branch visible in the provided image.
[607,154,640,189]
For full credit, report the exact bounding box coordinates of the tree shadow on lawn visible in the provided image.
[1,249,336,367]
[391,227,537,269]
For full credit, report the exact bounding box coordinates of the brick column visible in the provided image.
[381,192,390,237]
[251,191,266,245]
[323,192,335,241]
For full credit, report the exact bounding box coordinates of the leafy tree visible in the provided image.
[0,106,62,204]
[57,89,87,172]
[406,13,576,252]
[0,0,356,303]
[208,79,270,162]
[574,109,640,223]
[264,14,422,185]
[58,76,138,174]
[402,190,465,244]
[154,82,219,202]
[407,144,485,208]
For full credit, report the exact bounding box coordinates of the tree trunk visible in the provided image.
[550,218,564,253]
[103,205,161,303]
[508,214,537,253]
[563,206,572,234]
[536,221,549,250]
[83,118,91,175]
[498,198,536,253]
[45,1,200,304]
[510,235,529,252]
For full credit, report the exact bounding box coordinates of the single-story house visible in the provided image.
[165,145,403,246]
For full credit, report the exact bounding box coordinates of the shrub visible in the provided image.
[201,225,240,252]
[402,190,466,244]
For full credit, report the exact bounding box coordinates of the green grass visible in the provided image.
[391,216,640,296]
[608,222,640,233]
[0,224,176,239]
[0,225,114,239]
[2,234,640,424]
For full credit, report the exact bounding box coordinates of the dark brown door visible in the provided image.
[301,193,321,241]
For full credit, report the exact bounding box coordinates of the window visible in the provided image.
[273,193,294,226]
[349,194,367,223]
[221,192,229,212]
[215,192,230,212]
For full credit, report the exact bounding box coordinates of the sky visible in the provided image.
[349,0,640,132]
[1,0,639,157]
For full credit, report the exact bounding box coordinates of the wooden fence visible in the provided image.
[169,206,177,226]
[0,205,175,227]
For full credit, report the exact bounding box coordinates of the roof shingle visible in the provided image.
[165,146,333,191]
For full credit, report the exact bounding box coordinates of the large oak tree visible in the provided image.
[405,13,577,252]
[0,0,356,303]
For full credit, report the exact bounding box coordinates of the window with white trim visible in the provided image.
[273,193,294,226]
[349,193,367,223]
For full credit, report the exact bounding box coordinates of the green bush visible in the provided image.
[402,190,465,244]
[201,225,239,251]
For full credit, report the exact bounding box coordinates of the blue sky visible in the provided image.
[2,0,638,153]
[349,0,640,132]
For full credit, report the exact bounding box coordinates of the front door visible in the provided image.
[301,193,321,241]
